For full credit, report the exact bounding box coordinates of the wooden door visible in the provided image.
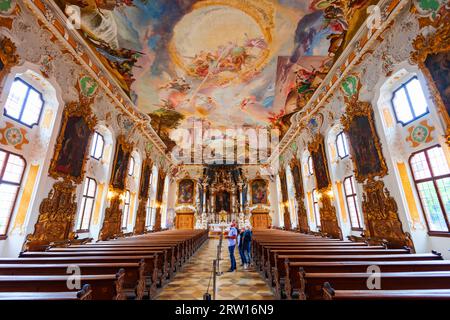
[176,213,194,230]
[251,213,270,229]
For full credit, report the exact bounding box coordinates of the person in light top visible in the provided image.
[225,221,238,272]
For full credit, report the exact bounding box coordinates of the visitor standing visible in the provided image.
[225,221,238,272]
[243,225,253,269]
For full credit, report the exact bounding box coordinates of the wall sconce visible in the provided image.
[326,189,334,199]
[107,190,116,200]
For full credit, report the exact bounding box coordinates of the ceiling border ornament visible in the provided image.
[341,100,388,183]
[48,101,97,184]
[410,8,450,144]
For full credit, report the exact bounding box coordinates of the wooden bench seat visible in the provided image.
[0,262,147,300]
[300,271,450,300]
[0,284,92,300]
[322,284,450,300]
[0,272,125,300]
[284,259,450,299]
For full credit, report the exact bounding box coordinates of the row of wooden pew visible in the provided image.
[252,229,450,300]
[0,229,208,300]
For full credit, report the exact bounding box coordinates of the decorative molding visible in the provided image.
[0,36,19,88]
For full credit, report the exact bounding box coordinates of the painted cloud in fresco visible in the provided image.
[57,0,354,148]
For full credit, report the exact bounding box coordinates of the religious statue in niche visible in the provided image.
[309,135,331,192]
[425,51,450,116]
[251,179,268,205]
[54,116,91,178]
[111,137,131,191]
[178,179,194,204]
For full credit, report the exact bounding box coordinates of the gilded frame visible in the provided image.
[308,134,331,193]
[110,135,133,191]
[341,101,388,183]
[249,175,270,206]
[0,37,19,88]
[410,10,450,143]
[176,178,196,206]
[289,157,304,199]
[49,102,97,184]
[138,157,153,200]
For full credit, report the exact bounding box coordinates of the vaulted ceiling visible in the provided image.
[56,0,376,154]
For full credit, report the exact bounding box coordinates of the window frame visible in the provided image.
[343,175,363,231]
[3,78,45,128]
[76,177,97,232]
[335,131,349,159]
[391,76,429,126]
[0,149,27,239]
[312,188,321,229]
[122,190,131,230]
[90,131,105,160]
[409,145,450,237]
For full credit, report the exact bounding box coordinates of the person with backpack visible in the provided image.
[225,221,238,272]
[242,225,253,269]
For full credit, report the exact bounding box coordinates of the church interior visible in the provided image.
[0,0,450,302]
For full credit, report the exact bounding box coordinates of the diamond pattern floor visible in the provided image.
[155,238,274,300]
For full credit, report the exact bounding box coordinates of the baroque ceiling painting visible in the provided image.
[57,0,376,153]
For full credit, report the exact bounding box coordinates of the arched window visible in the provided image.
[76,177,97,232]
[336,131,349,159]
[122,190,131,229]
[0,149,26,237]
[90,131,105,160]
[391,77,428,126]
[145,172,153,227]
[312,189,320,228]
[128,156,135,176]
[308,156,314,176]
[3,78,44,128]
[409,145,450,234]
[343,176,363,230]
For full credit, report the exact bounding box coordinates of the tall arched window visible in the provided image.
[343,176,363,230]
[409,145,450,234]
[308,156,314,176]
[122,190,131,230]
[76,177,97,232]
[128,156,135,176]
[145,172,153,227]
[312,188,320,228]
[90,131,105,160]
[3,78,44,128]
[0,149,26,237]
[336,131,349,159]
[391,77,428,126]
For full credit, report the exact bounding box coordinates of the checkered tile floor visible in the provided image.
[155,239,274,300]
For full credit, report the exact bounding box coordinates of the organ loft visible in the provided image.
[0,0,449,305]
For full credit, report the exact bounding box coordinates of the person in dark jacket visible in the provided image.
[242,226,253,268]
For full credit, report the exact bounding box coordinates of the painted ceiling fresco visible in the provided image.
[57,0,376,153]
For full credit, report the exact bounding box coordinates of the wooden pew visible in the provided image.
[299,270,450,300]
[322,283,450,300]
[0,284,92,300]
[0,254,159,297]
[0,261,147,300]
[0,270,125,300]
[285,259,450,299]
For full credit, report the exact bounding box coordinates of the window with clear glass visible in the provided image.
[0,149,26,237]
[3,78,44,128]
[343,176,363,230]
[145,173,153,227]
[76,177,97,231]
[128,156,135,176]
[122,190,131,229]
[90,132,104,160]
[336,131,349,159]
[312,189,320,228]
[391,77,429,125]
[308,156,314,175]
[409,146,450,234]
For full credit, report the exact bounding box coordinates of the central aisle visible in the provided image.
[156,238,274,300]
